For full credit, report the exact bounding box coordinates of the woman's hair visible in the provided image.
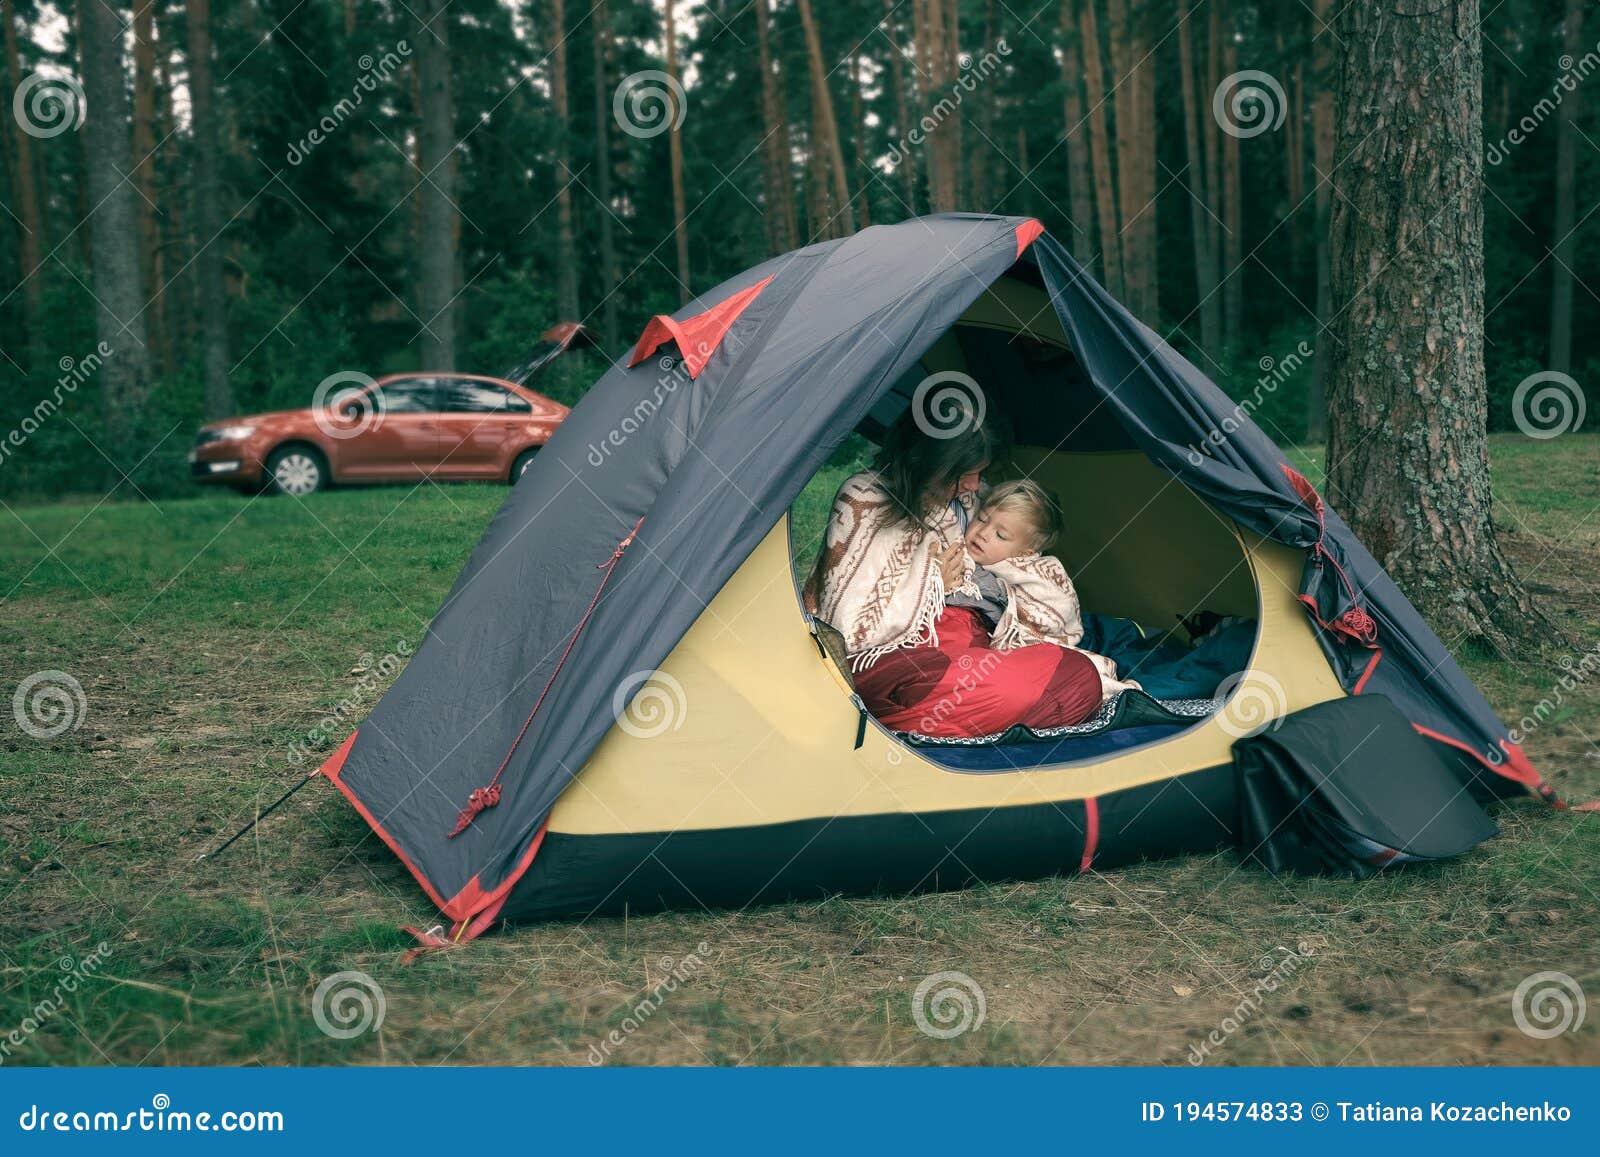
[978,478,1064,553]
[872,403,1010,528]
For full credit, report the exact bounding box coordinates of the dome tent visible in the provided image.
[317,214,1551,945]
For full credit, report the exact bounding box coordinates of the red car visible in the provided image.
[189,325,594,495]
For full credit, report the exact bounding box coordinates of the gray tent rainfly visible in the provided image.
[316,214,1553,948]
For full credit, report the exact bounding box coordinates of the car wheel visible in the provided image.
[511,448,540,483]
[266,447,326,497]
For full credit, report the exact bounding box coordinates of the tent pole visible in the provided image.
[198,772,320,861]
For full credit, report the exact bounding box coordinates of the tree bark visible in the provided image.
[1077,0,1122,297]
[882,0,919,212]
[1327,0,1547,653]
[1132,0,1158,316]
[1106,0,1139,309]
[416,0,458,369]
[664,0,691,302]
[1548,0,1583,374]
[850,51,871,228]
[797,0,853,236]
[755,0,798,252]
[1177,0,1221,352]
[591,0,619,351]
[186,0,232,418]
[549,0,580,320]
[967,0,997,210]
[80,0,152,456]
[1059,0,1096,268]
[1202,0,1222,346]
[1307,0,1334,442]
[2,0,44,346]
[132,1,166,372]
[1220,3,1243,356]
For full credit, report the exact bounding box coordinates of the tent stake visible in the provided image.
[198,772,320,861]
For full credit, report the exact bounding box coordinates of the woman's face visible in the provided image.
[928,463,988,503]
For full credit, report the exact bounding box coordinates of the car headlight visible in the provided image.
[212,424,257,441]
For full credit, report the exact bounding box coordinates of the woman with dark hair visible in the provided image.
[804,405,1110,738]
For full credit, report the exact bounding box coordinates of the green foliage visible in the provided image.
[1,0,1594,502]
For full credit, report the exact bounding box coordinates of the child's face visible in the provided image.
[965,505,1038,566]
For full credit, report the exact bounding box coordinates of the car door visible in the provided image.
[336,377,440,480]
[434,377,534,478]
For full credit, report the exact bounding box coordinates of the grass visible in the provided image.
[2,435,1598,1066]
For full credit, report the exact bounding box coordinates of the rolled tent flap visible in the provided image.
[1233,694,1499,875]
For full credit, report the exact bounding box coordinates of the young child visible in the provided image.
[948,479,1140,699]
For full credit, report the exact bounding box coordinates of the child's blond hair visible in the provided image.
[979,479,1064,553]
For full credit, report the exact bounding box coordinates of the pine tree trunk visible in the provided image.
[1326,0,1547,653]
[550,0,580,319]
[186,0,232,418]
[1307,0,1334,442]
[968,0,997,210]
[883,0,919,212]
[755,0,798,252]
[1177,0,1221,353]
[664,0,691,302]
[1131,0,1158,316]
[591,0,619,352]
[155,2,189,360]
[1202,0,1222,345]
[417,0,457,369]
[1078,0,1122,297]
[1059,0,1096,268]
[1220,4,1242,357]
[1106,0,1139,309]
[2,0,44,348]
[81,0,152,456]
[132,2,166,372]
[941,0,963,209]
[851,51,871,227]
[797,0,854,235]
[1549,0,1582,374]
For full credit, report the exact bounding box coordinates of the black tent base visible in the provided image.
[499,765,1238,923]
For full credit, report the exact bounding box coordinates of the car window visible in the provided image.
[439,379,533,414]
[374,378,438,413]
